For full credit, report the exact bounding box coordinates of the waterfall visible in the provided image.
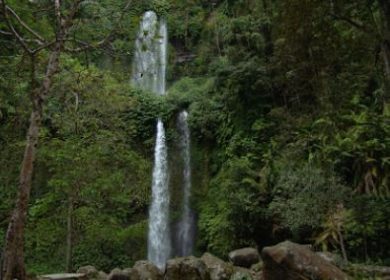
[132,11,166,96]
[176,111,195,256]
[132,11,170,269]
[148,119,170,267]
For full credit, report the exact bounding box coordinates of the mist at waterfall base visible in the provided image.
[132,11,170,269]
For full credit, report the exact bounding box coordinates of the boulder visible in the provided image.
[228,248,260,268]
[201,253,234,280]
[107,268,129,280]
[121,269,133,277]
[125,261,163,280]
[262,241,350,280]
[231,266,257,280]
[165,256,210,280]
[249,262,264,280]
[316,252,348,269]
[229,271,253,280]
[250,262,263,273]
[77,266,98,279]
[97,271,108,280]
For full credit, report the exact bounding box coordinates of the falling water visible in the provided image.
[132,11,170,269]
[132,11,167,96]
[176,111,195,256]
[148,119,170,267]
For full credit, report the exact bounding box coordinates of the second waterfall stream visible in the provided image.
[176,111,195,257]
[132,11,194,269]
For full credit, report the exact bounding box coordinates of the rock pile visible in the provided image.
[75,241,355,280]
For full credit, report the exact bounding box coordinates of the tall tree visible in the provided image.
[0,1,99,279]
[0,0,134,275]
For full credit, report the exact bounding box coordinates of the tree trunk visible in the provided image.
[1,45,61,280]
[1,109,40,280]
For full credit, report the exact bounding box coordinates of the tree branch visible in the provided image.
[64,0,132,54]
[32,40,56,54]
[0,0,50,54]
[0,29,12,35]
[64,37,110,53]
[5,5,45,43]
[3,21,33,54]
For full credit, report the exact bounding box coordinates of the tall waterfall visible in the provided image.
[132,11,170,269]
[176,111,195,256]
[148,119,170,267]
[132,11,167,96]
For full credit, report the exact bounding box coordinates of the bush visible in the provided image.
[269,161,349,239]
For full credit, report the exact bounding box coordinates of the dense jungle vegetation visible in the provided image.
[0,0,389,277]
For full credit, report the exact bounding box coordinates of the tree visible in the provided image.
[0,0,134,278]
[0,1,84,279]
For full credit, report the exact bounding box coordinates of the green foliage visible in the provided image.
[269,161,349,236]
[344,196,390,264]
[198,157,267,257]
[167,77,213,109]
[311,110,390,196]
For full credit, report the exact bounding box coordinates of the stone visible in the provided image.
[262,241,350,280]
[228,248,260,268]
[316,252,348,269]
[77,266,98,279]
[201,253,234,280]
[250,262,263,273]
[127,261,163,280]
[107,268,129,280]
[97,271,108,280]
[165,256,210,280]
[229,271,253,280]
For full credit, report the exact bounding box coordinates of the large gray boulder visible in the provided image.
[228,248,260,268]
[97,271,108,280]
[201,253,234,280]
[262,241,350,280]
[165,256,210,280]
[124,261,162,280]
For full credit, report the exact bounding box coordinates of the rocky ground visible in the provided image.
[41,241,390,280]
